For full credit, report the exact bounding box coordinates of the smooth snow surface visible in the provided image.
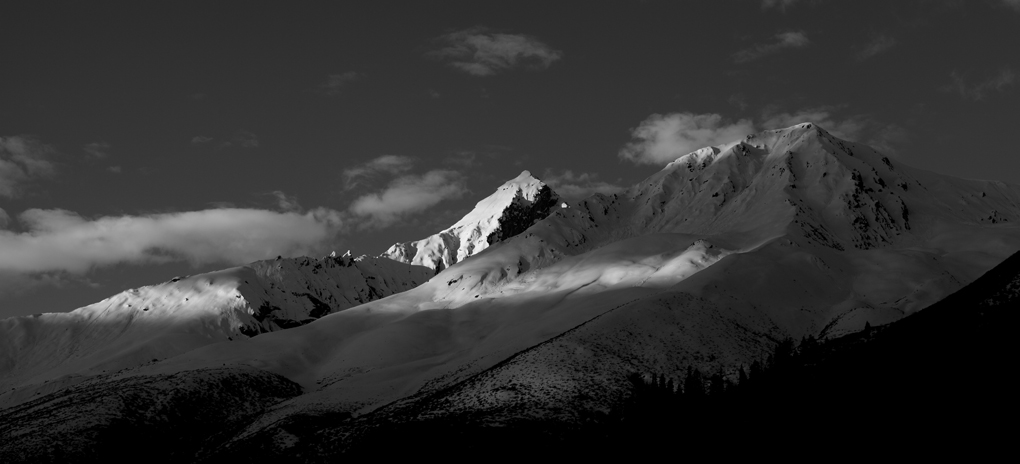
[3,123,1020,435]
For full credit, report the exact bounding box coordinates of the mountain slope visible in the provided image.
[2,123,1019,460]
[381,170,561,270]
[0,253,432,408]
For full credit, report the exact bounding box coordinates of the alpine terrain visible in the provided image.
[2,123,1019,460]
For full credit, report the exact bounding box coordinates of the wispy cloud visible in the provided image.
[761,0,802,11]
[943,69,1015,101]
[213,130,260,149]
[270,191,302,212]
[760,106,908,156]
[733,31,810,63]
[621,107,909,165]
[321,72,361,96]
[234,130,260,148]
[857,34,896,61]
[0,207,343,276]
[1003,0,1020,12]
[619,113,756,165]
[82,142,111,159]
[542,170,624,200]
[0,135,57,198]
[348,170,467,227]
[342,155,416,190]
[431,27,562,76]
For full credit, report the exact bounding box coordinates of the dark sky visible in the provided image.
[1,0,1018,318]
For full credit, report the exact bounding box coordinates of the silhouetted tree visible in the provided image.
[684,367,705,398]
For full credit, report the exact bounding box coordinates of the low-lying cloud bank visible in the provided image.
[0,207,343,275]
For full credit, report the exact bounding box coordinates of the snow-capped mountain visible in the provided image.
[0,253,432,408]
[2,123,1020,460]
[381,170,561,270]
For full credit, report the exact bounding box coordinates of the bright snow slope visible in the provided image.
[0,253,432,407]
[382,170,561,270]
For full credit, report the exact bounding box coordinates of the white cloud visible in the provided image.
[857,35,896,61]
[191,135,214,144]
[944,69,1015,101]
[1003,0,1020,12]
[342,155,416,190]
[733,31,810,63]
[542,170,625,200]
[0,135,57,198]
[322,72,361,96]
[83,142,110,159]
[0,207,9,228]
[0,207,344,275]
[619,113,756,165]
[432,27,562,76]
[349,170,466,227]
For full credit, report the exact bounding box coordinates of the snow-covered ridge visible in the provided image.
[381,170,560,270]
[0,253,432,407]
[4,123,1020,454]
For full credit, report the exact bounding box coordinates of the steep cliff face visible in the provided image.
[381,171,561,271]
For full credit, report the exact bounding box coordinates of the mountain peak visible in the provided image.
[382,171,560,270]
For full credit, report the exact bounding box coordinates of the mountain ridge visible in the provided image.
[381,170,562,271]
[2,122,1019,460]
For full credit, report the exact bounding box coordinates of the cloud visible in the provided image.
[1003,0,1020,12]
[619,113,756,165]
[0,207,9,228]
[270,191,301,212]
[761,0,802,10]
[322,72,361,96]
[431,27,562,76]
[83,142,111,159]
[342,155,416,190]
[107,166,122,174]
[0,135,57,198]
[760,106,908,156]
[191,136,214,144]
[943,69,1015,101]
[733,31,810,63]
[234,130,260,148]
[0,207,344,276]
[857,35,896,61]
[348,170,467,227]
[542,170,625,200]
[621,108,909,165]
